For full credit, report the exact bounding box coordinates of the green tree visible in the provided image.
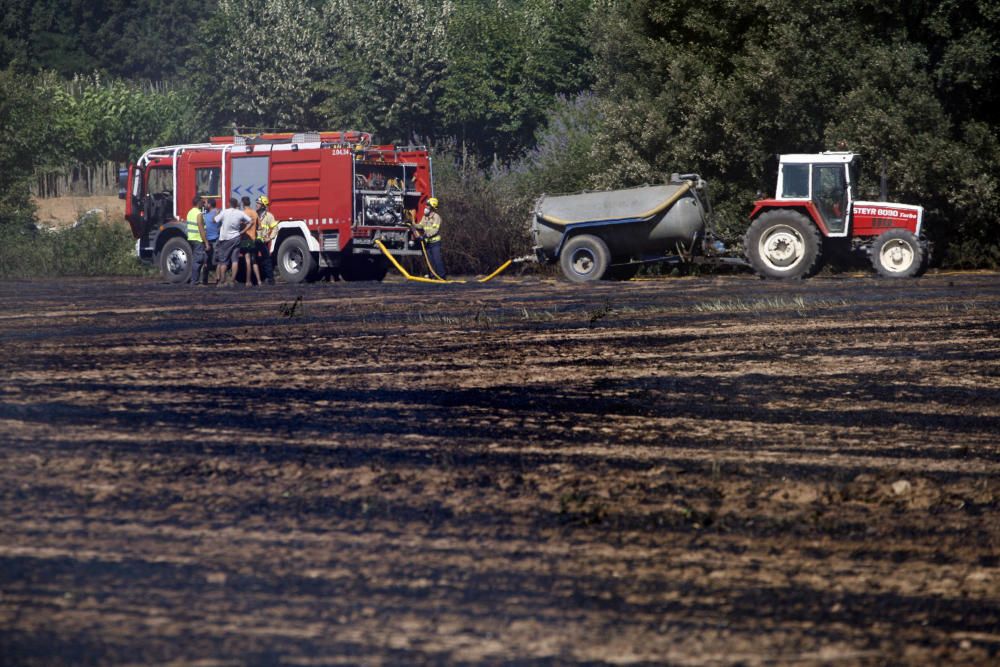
[588,0,1000,254]
[0,68,61,230]
[512,92,603,195]
[0,0,212,80]
[439,0,593,159]
[310,0,593,159]
[189,0,324,132]
[46,75,205,163]
[312,0,450,143]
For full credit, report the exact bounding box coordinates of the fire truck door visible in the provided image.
[230,156,269,204]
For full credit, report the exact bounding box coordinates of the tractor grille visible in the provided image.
[322,232,339,251]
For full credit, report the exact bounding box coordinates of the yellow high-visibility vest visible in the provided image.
[417,211,442,243]
[186,207,203,242]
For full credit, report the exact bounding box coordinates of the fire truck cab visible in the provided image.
[121,131,434,283]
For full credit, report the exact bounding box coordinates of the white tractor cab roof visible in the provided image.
[779,151,857,164]
[775,152,859,206]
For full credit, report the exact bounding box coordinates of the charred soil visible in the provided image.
[1,273,998,665]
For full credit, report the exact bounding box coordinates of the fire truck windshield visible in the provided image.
[146,167,172,195]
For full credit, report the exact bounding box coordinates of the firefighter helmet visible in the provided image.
[256,195,270,207]
[428,197,439,208]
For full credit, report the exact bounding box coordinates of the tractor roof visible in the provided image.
[779,152,857,164]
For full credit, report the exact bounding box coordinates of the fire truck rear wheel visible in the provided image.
[341,255,388,282]
[560,234,610,283]
[158,237,192,284]
[276,236,317,284]
[871,229,924,278]
[744,210,821,279]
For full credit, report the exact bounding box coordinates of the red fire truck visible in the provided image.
[121,131,434,283]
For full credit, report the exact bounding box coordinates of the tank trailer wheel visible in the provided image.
[744,210,821,279]
[276,236,317,284]
[870,229,924,278]
[159,237,192,284]
[560,234,611,283]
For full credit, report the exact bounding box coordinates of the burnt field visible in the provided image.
[1,272,998,665]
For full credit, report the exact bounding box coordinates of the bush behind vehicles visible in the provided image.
[533,152,928,282]
[121,131,434,283]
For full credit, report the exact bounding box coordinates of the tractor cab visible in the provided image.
[775,152,857,236]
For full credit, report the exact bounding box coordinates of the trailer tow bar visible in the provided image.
[375,240,521,284]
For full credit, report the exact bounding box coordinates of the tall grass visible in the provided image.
[0,214,148,279]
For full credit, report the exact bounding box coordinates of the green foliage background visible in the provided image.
[1,0,998,272]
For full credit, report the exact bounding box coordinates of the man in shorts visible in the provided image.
[214,197,251,287]
[241,196,260,287]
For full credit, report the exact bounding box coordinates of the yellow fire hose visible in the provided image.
[375,239,515,284]
[477,259,513,283]
[375,240,458,283]
[419,238,448,281]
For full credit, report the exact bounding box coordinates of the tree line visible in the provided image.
[1,0,998,268]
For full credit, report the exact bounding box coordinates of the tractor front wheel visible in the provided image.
[870,229,924,278]
[744,210,822,279]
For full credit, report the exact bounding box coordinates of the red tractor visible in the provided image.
[745,152,927,279]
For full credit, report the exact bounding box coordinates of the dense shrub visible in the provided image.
[432,145,535,275]
[0,215,148,279]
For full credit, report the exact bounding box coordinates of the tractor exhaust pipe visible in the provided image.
[880,157,888,201]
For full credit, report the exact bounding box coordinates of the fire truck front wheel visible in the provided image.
[158,237,192,284]
[277,236,317,284]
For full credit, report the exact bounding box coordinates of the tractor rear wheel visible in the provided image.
[744,210,822,279]
[560,234,610,283]
[158,237,192,284]
[870,229,924,278]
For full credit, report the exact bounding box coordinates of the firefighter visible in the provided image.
[255,196,277,285]
[185,196,208,286]
[240,196,260,287]
[414,197,446,279]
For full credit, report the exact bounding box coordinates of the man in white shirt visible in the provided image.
[214,197,251,287]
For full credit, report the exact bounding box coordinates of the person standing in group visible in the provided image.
[214,197,251,287]
[255,196,277,285]
[201,199,221,284]
[241,195,260,287]
[185,196,208,286]
[414,197,446,279]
